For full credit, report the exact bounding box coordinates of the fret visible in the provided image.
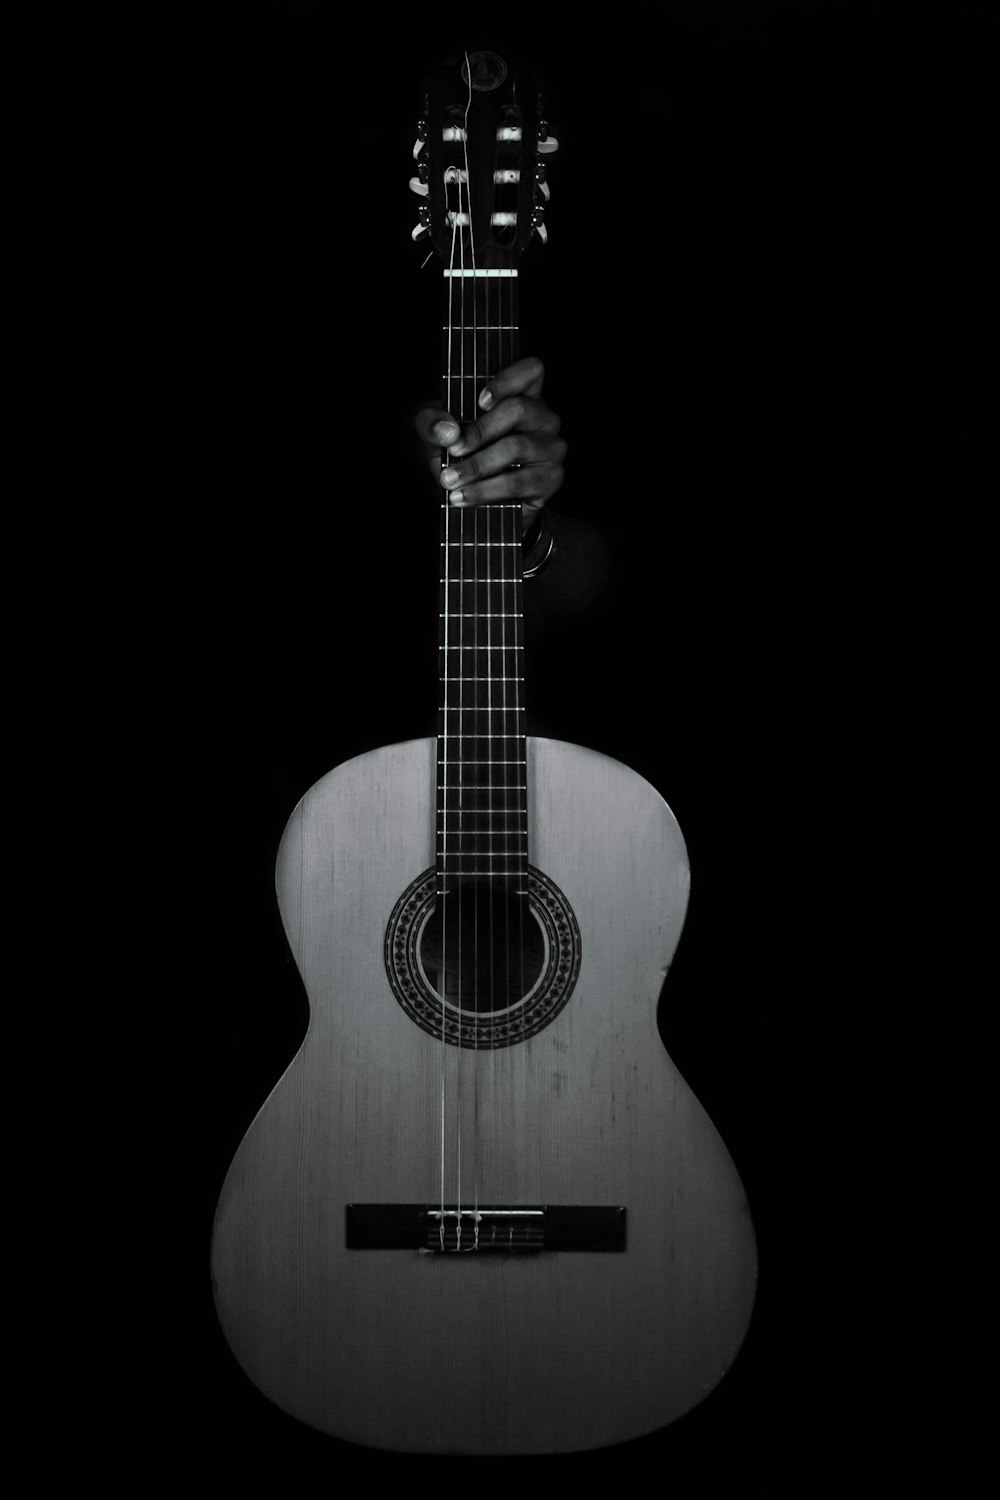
[438,856,527,864]
[438,839,527,846]
[439,716,525,741]
[438,829,528,838]
[437,786,524,798]
[438,836,527,845]
[437,882,528,888]
[440,586,521,614]
[438,814,526,821]
[442,542,522,547]
[443,269,518,278]
[438,760,526,765]
[437,801,526,810]
[438,849,528,858]
[438,803,525,816]
[443,645,527,657]
[439,613,521,619]
[441,664,522,678]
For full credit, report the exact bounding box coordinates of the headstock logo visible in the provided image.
[461,52,507,92]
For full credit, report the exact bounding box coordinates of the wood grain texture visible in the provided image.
[211,736,757,1454]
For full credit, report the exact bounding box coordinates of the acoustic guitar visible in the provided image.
[211,48,757,1455]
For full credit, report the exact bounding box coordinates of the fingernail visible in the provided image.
[478,388,493,410]
[433,420,460,443]
[440,467,461,488]
[448,490,466,506]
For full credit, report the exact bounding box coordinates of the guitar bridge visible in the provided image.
[425,1209,544,1253]
[345,1204,626,1253]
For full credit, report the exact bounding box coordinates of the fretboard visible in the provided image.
[437,269,525,895]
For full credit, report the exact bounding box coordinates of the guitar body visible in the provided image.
[211,735,757,1454]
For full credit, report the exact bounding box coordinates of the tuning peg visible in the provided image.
[412,120,427,159]
[531,204,548,244]
[411,222,430,241]
[535,178,550,202]
[538,135,559,154]
[408,177,429,197]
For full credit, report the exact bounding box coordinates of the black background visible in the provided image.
[169,0,978,1480]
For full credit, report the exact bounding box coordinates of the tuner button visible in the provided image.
[411,222,430,241]
[538,135,559,154]
[412,121,428,159]
[535,179,551,201]
[534,222,549,245]
[409,177,429,197]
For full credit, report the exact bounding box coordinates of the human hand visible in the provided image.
[414,356,566,528]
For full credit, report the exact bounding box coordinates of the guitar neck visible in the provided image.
[437,269,527,898]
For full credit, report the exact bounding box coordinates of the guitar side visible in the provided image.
[211,735,757,1454]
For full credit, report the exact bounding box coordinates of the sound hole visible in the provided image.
[417,888,545,1013]
[384,866,581,1048]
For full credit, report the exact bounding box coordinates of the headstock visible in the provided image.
[409,50,557,266]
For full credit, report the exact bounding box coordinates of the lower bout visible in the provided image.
[220,1220,755,1454]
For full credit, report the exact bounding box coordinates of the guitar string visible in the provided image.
[455,131,467,1248]
[440,199,461,1251]
[507,272,527,1149]
[459,69,481,1242]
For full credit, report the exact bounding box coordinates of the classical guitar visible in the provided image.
[212,49,756,1454]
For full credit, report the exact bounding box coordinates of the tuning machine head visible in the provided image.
[538,118,559,155]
